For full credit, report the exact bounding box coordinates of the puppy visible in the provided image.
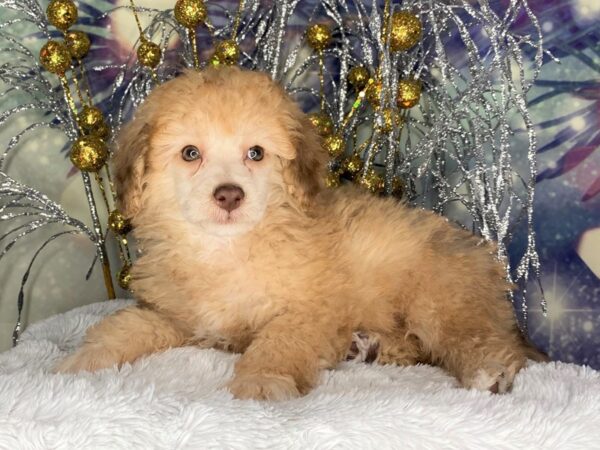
[57,67,539,400]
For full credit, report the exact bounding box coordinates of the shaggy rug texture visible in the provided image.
[0,300,599,449]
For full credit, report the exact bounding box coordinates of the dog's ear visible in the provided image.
[283,112,328,209]
[112,117,152,220]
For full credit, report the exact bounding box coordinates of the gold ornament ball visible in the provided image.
[391,176,405,198]
[323,134,345,158]
[108,210,132,235]
[347,66,369,91]
[117,264,132,290]
[77,105,104,132]
[39,40,71,75]
[65,30,91,59]
[325,171,341,188]
[174,0,207,28]
[307,24,332,51]
[70,135,108,172]
[307,112,334,137]
[380,108,403,133]
[359,169,384,194]
[365,80,383,108]
[46,0,78,31]
[215,40,240,65]
[342,153,363,176]
[92,121,111,141]
[397,79,422,109]
[389,11,422,52]
[137,40,161,68]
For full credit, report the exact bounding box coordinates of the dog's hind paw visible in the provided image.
[227,373,300,401]
[345,331,380,363]
[464,362,515,394]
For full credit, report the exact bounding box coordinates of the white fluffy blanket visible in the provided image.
[1,300,599,449]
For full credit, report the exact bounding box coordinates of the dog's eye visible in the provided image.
[181,145,201,162]
[247,145,264,161]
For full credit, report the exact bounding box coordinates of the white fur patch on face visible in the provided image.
[150,115,284,238]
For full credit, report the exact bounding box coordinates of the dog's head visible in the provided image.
[112,67,326,238]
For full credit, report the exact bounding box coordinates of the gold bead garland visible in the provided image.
[40,0,146,301]
[207,1,245,67]
[127,0,161,76]
[302,10,419,197]
[306,23,332,115]
[306,22,338,161]
[302,5,420,196]
[174,0,208,68]
[175,1,247,69]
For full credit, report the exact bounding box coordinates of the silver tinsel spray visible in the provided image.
[0,0,547,343]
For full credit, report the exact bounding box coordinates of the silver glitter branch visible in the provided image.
[0,172,96,345]
[0,0,118,342]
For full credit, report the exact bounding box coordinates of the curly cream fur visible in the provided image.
[56,67,542,400]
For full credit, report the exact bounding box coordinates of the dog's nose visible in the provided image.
[213,184,245,212]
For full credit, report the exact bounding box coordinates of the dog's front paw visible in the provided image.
[53,347,120,374]
[228,373,300,401]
